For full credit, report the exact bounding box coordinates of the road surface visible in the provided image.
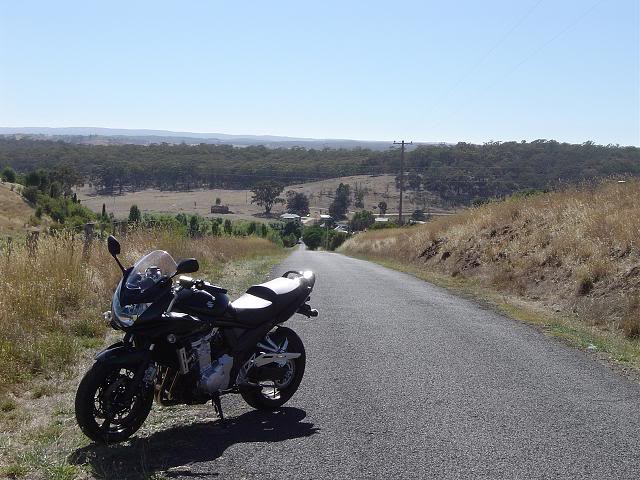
[89,248,640,478]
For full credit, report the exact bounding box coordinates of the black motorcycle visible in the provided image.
[75,235,318,443]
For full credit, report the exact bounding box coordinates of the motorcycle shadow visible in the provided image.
[69,407,319,479]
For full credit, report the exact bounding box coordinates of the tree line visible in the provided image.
[1,136,638,205]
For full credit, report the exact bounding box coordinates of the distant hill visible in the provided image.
[0,136,638,206]
[0,127,433,150]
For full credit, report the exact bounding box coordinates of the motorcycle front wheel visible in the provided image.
[75,362,154,444]
[240,326,306,410]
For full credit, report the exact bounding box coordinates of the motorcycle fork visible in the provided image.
[120,345,154,406]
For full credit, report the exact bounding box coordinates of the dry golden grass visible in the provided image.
[0,182,40,235]
[341,179,640,339]
[0,229,281,395]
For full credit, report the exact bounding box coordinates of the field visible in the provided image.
[340,179,640,365]
[77,174,450,221]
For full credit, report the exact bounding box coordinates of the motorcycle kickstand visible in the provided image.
[212,393,226,427]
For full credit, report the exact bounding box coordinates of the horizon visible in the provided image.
[1,0,639,146]
[0,125,637,148]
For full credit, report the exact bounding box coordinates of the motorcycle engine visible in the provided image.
[191,331,234,395]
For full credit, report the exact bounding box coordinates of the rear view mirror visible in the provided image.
[107,235,121,256]
[176,258,199,274]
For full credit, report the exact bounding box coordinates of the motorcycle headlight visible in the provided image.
[111,282,150,327]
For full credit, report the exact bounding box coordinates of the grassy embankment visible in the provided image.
[340,179,640,368]
[0,230,285,479]
[0,182,42,235]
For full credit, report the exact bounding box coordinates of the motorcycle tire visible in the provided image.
[241,327,306,410]
[75,361,154,444]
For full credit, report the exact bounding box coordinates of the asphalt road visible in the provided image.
[91,247,640,479]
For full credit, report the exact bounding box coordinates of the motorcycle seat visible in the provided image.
[229,293,274,326]
[228,277,306,326]
[246,277,304,308]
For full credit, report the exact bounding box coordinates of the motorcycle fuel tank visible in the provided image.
[178,289,229,318]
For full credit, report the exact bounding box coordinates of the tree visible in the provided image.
[302,227,324,250]
[101,203,107,218]
[378,201,388,216]
[1,167,16,183]
[188,215,200,237]
[25,170,42,187]
[350,210,375,231]
[283,221,302,239]
[223,219,232,234]
[251,181,285,215]
[49,181,62,199]
[22,186,39,204]
[354,189,365,209]
[129,204,141,223]
[215,197,221,205]
[328,183,351,219]
[286,191,310,216]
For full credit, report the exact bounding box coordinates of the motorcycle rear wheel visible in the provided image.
[75,362,154,444]
[240,326,306,410]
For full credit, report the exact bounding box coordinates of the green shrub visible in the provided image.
[1,166,16,182]
[283,221,302,239]
[128,204,142,223]
[266,230,284,247]
[22,186,40,204]
[302,227,324,250]
[329,232,349,250]
[350,210,374,231]
[283,233,298,248]
[370,220,397,230]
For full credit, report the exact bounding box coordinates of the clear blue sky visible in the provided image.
[1,0,638,145]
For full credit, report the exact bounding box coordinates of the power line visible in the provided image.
[426,0,544,116]
[429,0,606,131]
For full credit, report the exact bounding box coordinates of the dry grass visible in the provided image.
[0,229,281,396]
[0,232,284,479]
[0,182,41,235]
[341,179,640,340]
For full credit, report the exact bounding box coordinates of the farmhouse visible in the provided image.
[280,213,301,223]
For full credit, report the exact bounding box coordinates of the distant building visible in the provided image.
[319,214,334,228]
[280,213,301,223]
[374,217,389,223]
[211,205,230,214]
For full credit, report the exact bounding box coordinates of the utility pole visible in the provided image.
[393,140,412,225]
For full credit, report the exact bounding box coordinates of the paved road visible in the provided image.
[90,248,640,478]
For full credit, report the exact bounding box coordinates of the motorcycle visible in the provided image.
[75,235,318,443]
